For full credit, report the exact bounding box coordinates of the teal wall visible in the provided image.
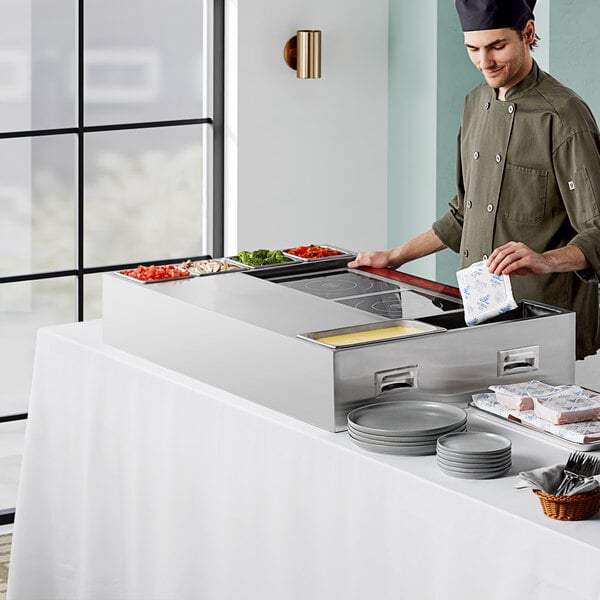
[549,1,600,119]
[387,0,478,284]
[388,0,600,286]
[388,1,438,280]
[434,1,480,286]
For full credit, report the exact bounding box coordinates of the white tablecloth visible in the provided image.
[7,321,600,600]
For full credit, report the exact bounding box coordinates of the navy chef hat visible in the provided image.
[455,0,536,32]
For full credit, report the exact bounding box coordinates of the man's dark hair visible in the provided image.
[511,26,540,51]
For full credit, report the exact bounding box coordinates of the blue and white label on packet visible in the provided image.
[456,260,518,326]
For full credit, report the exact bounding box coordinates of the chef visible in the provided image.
[349,0,600,360]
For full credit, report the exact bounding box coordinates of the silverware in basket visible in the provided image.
[555,452,600,496]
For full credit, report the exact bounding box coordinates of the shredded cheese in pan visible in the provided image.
[317,325,426,346]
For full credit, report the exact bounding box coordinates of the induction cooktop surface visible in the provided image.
[277,271,399,299]
[336,290,461,319]
[274,269,462,319]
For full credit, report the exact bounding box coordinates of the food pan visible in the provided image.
[282,244,354,261]
[178,258,247,276]
[225,252,299,269]
[114,265,192,284]
[297,319,445,348]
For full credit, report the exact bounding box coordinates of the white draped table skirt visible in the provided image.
[7,321,600,600]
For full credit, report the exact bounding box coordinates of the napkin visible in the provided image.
[456,260,518,326]
[515,464,600,496]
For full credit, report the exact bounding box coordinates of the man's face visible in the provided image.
[463,25,532,95]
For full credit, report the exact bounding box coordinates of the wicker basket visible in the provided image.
[534,487,600,521]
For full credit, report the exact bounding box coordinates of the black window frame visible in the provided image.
[0,0,224,313]
[0,0,225,522]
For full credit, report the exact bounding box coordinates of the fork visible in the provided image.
[555,451,600,496]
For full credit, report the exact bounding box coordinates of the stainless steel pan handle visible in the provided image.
[375,365,418,396]
[497,346,539,376]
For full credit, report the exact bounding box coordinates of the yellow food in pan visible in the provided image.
[317,325,426,346]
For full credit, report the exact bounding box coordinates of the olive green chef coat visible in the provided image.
[433,61,600,359]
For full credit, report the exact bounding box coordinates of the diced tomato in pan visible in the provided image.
[287,245,341,259]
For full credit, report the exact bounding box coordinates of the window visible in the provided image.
[0,0,224,417]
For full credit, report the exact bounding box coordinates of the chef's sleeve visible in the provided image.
[554,129,600,282]
[432,129,464,252]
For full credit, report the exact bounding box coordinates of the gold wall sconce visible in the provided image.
[283,30,322,79]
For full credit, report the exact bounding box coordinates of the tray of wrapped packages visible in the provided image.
[471,381,600,450]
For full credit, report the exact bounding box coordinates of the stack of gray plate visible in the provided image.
[347,401,468,456]
[436,431,512,479]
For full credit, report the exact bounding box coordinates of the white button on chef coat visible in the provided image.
[482,254,488,260]
[495,154,502,163]
[473,151,479,160]
[484,102,490,110]
[487,203,494,212]
[466,200,473,209]
[464,249,469,257]
[508,104,515,114]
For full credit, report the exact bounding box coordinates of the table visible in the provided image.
[7,321,600,600]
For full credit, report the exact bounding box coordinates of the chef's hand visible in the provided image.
[347,250,393,269]
[487,241,552,276]
[487,241,590,275]
[348,231,447,270]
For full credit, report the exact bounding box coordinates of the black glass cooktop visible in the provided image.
[278,271,398,299]
[336,290,461,319]
[274,269,461,319]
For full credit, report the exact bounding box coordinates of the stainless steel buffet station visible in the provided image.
[102,252,576,432]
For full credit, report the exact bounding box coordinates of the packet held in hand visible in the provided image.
[456,260,518,326]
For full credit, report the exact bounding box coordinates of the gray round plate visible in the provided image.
[438,464,511,479]
[349,436,437,456]
[347,401,467,437]
[437,447,512,462]
[348,429,448,448]
[437,456,512,473]
[437,431,511,455]
[436,450,512,467]
[348,422,467,444]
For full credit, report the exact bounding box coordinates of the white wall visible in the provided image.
[225,0,389,255]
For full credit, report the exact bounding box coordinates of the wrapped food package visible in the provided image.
[533,386,600,425]
[489,380,557,411]
[456,260,518,326]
